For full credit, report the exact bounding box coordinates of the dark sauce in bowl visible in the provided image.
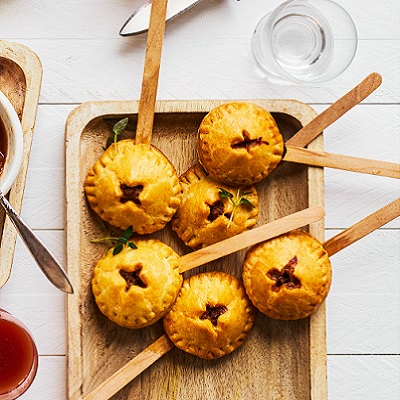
[0,117,7,177]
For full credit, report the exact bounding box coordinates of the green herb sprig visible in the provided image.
[219,188,254,228]
[91,226,137,255]
[113,117,129,154]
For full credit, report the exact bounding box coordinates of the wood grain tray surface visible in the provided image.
[66,99,326,400]
[0,40,42,288]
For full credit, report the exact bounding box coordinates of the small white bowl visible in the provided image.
[0,89,24,195]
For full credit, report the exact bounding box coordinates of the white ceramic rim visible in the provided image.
[0,89,24,195]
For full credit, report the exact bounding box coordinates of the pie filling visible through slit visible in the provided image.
[231,130,269,151]
[120,267,147,291]
[120,184,143,205]
[266,256,301,292]
[200,305,228,326]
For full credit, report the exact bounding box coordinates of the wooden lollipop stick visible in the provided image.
[82,334,174,400]
[135,0,168,145]
[286,72,382,148]
[81,206,325,400]
[324,198,400,256]
[178,205,325,273]
[284,146,400,179]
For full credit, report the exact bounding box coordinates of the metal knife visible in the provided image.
[120,0,204,36]
[0,189,74,294]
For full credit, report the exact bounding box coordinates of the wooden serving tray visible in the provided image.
[66,99,326,400]
[0,40,42,288]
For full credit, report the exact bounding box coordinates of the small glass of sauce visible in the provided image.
[0,309,38,399]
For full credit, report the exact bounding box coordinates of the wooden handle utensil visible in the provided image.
[135,0,168,145]
[286,72,382,148]
[324,198,400,256]
[82,206,325,400]
[178,206,325,273]
[82,335,174,400]
[284,146,400,179]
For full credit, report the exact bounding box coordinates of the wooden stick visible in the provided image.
[135,0,168,145]
[81,206,325,400]
[324,198,400,256]
[178,205,325,273]
[82,334,174,400]
[286,72,382,148]
[284,146,400,179]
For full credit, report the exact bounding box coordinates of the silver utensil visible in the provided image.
[0,189,74,294]
[120,0,204,36]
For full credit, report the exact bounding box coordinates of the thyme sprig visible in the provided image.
[91,226,137,255]
[219,188,254,228]
[110,117,129,153]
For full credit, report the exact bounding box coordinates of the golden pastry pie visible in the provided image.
[163,272,256,359]
[197,102,284,186]
[92,238,183,329]
[242,230,332,320]
[85,140,182,234]
[172,164,259,249]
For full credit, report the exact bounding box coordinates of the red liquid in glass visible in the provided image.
[0,310,38,398]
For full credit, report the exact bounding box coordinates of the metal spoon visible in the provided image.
[0,189,74,294]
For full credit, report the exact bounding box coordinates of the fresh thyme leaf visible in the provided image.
[92,225,137,255]
[113,117,129,136]
[123,225,133,239]
[218,187,255,228]
[113,243,124,255]
[112,117,129,151]
[218,188,233,199]
[240,197,254,207]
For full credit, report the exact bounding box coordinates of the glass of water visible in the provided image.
[252,0,358,84]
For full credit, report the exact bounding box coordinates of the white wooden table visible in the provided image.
[1,1,399,399]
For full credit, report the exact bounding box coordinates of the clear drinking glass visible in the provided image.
[252,0,358,84]
[0,309,38,399]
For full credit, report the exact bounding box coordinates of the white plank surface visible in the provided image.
[0,0,399,399]
[0,1,398,40]
[328,355,400,399]
[9,38,400,104]
[326,230,400,355]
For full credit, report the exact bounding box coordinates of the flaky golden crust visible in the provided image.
[84,140,182,234]
[197,102,284,186]
[163,272,256,359]
[172,164,258,249]
[242,230,332,320]
[92,238,183,329]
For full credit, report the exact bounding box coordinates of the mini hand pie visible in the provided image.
[92,238,182,329]
[172,164,258,249]
[242,230,332,320]
[85,140,182,234]
[163,272,256,359]
[197,102,284,186]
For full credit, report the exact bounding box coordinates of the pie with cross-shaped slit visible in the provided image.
[172,164,259,249]
[163,272,256,359]
[196,102,284,186]
[242,230,332,320]
[84,140,182,234]
[91,238,182,329]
